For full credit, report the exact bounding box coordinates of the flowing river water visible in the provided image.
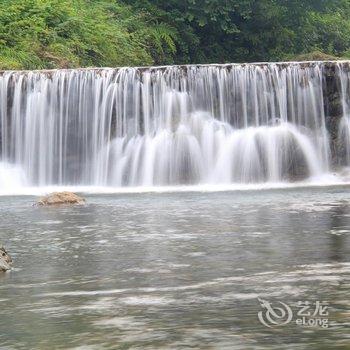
[0,186,349,349]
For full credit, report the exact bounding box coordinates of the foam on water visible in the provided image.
[0,177,349,196]
[0,162,27,190]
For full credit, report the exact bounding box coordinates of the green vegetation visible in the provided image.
[0,0,177,69]
[1,0,350,69]
[286,51,340,62]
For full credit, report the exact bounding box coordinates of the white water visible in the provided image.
[0,163,27,190]
[1,62,350,192]
[337,62,350,165]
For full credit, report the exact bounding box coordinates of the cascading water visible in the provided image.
[337,62,350,166]
[0,61,350,190]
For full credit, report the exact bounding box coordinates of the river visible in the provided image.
[0,186,349,349]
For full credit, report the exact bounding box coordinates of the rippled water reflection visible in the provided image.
[0,186,349,349]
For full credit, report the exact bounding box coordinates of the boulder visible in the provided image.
[37,191,86,206]
[0,246,12,272]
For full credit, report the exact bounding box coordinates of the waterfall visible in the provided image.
[0,62,349,189]
[337,62,350,166]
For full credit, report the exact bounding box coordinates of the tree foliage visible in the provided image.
[124,0,350,63]
[0,0,350,69]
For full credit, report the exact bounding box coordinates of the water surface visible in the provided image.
[0,186,349,349]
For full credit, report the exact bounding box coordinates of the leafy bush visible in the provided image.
[0,0,178,69]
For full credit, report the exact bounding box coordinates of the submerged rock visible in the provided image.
[37,191,86,206]
[0,246,12,272]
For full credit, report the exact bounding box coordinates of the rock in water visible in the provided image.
[37,192,86,206]
[0,246,12,272]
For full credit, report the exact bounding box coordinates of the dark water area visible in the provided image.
[0,186,349,349]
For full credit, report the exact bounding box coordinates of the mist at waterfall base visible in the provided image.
[2,62,350,194]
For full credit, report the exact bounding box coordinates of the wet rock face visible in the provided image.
[37,192,86,206]
[322,64,346,166]
[0,247,12,272]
